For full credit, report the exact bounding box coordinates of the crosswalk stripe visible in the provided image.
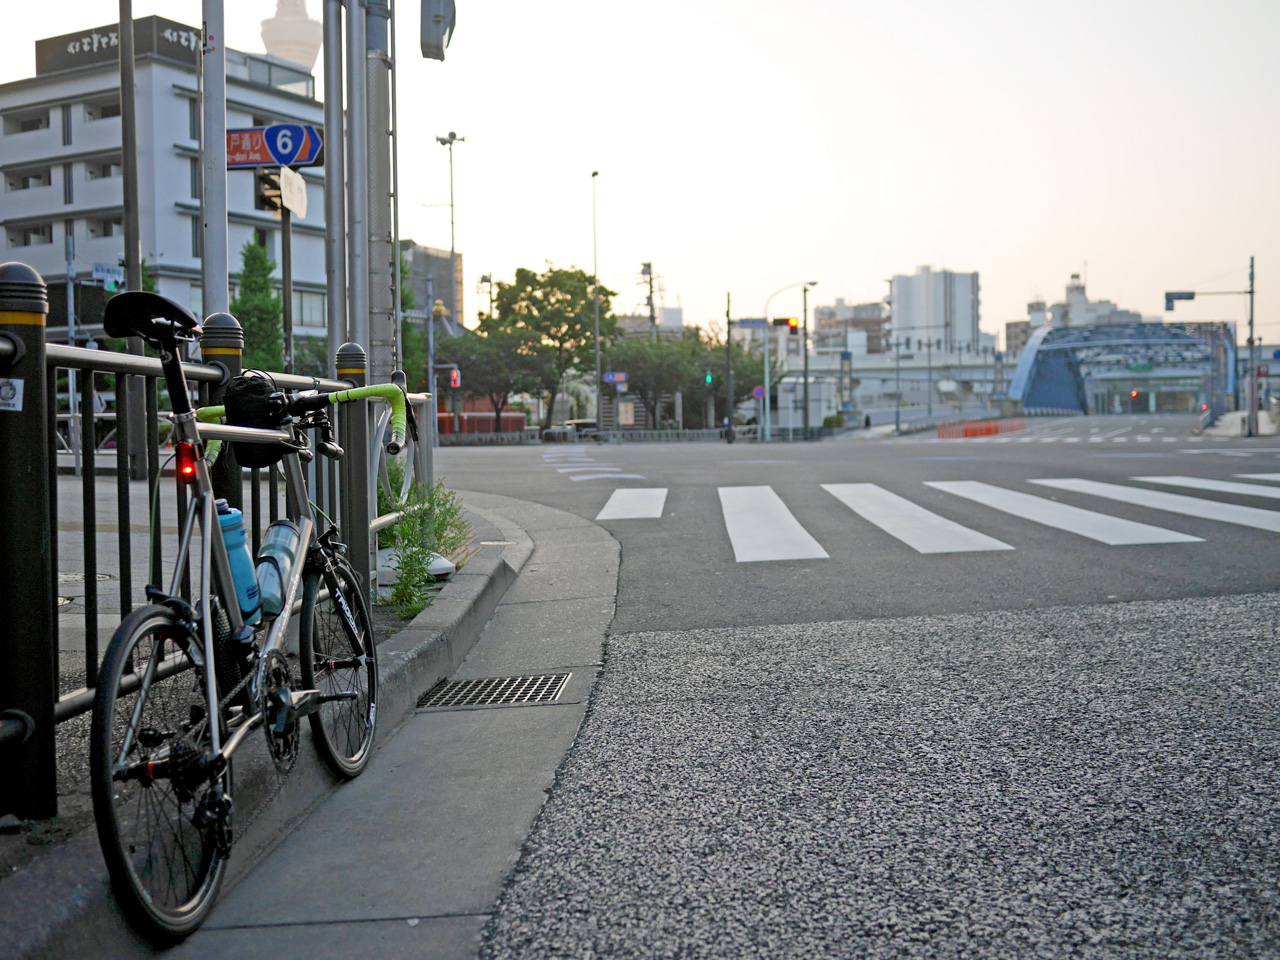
[1135,476,1280,500]
[1032,478,1280,533]
[1237,473,1280,482]
[558,466,622,473]
[719,486,829,562]
[570,473,646,482]
[822,483,1012,554]
[596,488,668,520]
[926,481,1201,545]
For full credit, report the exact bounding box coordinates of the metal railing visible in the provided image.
[0,264,432,819]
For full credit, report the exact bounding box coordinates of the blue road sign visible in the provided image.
[227,125,324,168]
[1273,349,1280,360]
[736,318,767,330]
[603,372,628,383]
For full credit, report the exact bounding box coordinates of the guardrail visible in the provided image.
[0,262,432,819]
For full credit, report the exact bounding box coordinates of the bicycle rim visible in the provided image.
[300,560,378,777]
[90,606,229,939]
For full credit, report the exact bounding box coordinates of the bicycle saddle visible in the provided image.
[103,292,202,343]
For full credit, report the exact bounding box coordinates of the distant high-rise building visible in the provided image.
[813,298,889,353]
[1048,274,1143,328]
[889,266,981,352]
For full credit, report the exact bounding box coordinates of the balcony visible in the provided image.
[0,182,58,222]
[0,124,62,168]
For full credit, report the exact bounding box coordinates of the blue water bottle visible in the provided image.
[217,499,261,625]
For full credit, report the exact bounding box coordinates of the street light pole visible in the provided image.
[763,280,818,443]
[592,171,602,429]
[894,338,902,433]
[435,132,464,326]
[726,292,735,444]
[802,283,811,438]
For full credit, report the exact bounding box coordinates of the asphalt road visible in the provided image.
[434,414,1280,958]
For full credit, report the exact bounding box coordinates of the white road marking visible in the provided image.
[596,488,668,520]
[719,486,829,562]
[927,481,1200,545]
[1133,476,1280,501]
[1237,473,1280,482]
[557,466,622,473]
[823,483,1012,554]
[570,473,647,482]
[1032,478,1280,533]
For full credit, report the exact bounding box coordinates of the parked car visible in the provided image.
[564,419,603,441]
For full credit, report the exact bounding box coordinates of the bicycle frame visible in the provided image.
[164,409,316,764]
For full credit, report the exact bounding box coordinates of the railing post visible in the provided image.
[336,342,372,599]
[201,312,244,508]
[0,262,57,819]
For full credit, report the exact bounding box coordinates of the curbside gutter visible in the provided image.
[0,494,531,960]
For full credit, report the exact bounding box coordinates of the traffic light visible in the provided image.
[1129,390,1138,398]
[788,317,799,335]
[255,167,282,213]
[705,369,713,385]
[450,368,461,389]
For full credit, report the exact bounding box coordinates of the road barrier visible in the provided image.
[937,417,1026,439]
[0,261,432,819]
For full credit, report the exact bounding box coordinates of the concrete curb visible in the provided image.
[0,494,529,959]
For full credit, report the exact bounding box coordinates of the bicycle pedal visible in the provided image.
[288,688,325,718]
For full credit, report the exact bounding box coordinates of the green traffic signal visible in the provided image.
[705,369,713,385]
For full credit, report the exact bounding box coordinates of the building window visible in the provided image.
[3,109,50,135]
[251,115,271,128]
[292,290,326,327]
[254,227,269,249]
[84,99,122,121]
[188,99,200,141]
[4,167,51,192]
[86,159,122,180]
[61,104,71,146]
[189,157,201,200]
[63,163,73,204]
[191,217,201,259]
[189,283,203,318]
[87,217,123,239]
[7,224,53,248]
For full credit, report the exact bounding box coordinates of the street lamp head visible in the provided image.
[436,132,464,146]
[806,281,819,288]
[592,170,599,178]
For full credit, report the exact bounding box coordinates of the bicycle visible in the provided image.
[89,292,413,939]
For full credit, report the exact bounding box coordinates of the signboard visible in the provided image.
[36,17,200,75]
[92,263,125,289]
[736,318,767,330]
[1273,349,1280,361]
[618,400,635,426]
[227,125,323,169]
[752,385,765,399]
[602,371,627,384]
[1258,364,1269,377]
[279,165,307,218]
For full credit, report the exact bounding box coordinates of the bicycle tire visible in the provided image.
[299,557,378,777]
[90,605,230,940]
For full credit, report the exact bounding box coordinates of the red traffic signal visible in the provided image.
[1129,390,1138,398]
[449,368,461,389]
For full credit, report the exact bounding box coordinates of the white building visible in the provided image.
[0,16,328,337]
[889,265,981,353]
[1047,274,1145,328]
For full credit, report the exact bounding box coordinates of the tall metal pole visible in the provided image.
[762,316,771,443]
[802,284,810,438]
[926,336,932,416]
[726,293,735,443]
[346,0,369,350]
[281,203,293,373]
[894,338,901,433]
[201,0,228,316]
[592,171,602,425]
[1248,255,1257,438]
[119,1,147,480]
[323,0,347,372]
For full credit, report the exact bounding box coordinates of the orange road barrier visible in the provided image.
[937,417,1026,439]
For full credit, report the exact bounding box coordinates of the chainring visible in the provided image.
[256,648,301,773]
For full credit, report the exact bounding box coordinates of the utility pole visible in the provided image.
[802,283,811,438]
[643,262,656,343]
[1248,256,1257,438]
[926,336,932,416]
[436,132,464,329]
[592,172,602,428]
[894,338,902,433]
[726,293,735,444]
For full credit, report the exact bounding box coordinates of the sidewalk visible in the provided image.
[2,491,619,960]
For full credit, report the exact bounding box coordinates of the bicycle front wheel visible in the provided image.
[300,557,378,777]
[90,605,230,940]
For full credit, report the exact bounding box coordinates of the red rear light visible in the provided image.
[176,441,198,484]
[1201,404,1208,411]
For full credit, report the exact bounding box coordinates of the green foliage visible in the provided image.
[293,336,330,378]
[437,320,552,429]
[823,413,845,429]
[492,265,616,431]
[401,318,428,392]
[231,241,283,372]
[605,332,699,429]
[400,254,417,312]
[378,460,473,619]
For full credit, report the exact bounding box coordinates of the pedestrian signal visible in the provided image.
[449,368,461,389]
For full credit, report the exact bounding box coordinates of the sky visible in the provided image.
[3,0,1278,346]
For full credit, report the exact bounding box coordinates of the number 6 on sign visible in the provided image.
[275,129,294,157]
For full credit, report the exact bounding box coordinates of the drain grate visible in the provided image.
[417,673,571,709]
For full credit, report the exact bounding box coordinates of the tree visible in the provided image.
[437,321,551,431]
[492,265,615,431]
[231,241,282,372]
[605,333,697,429]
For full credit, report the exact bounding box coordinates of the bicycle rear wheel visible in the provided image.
[90,605,230,940]
[300,557,378,777]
